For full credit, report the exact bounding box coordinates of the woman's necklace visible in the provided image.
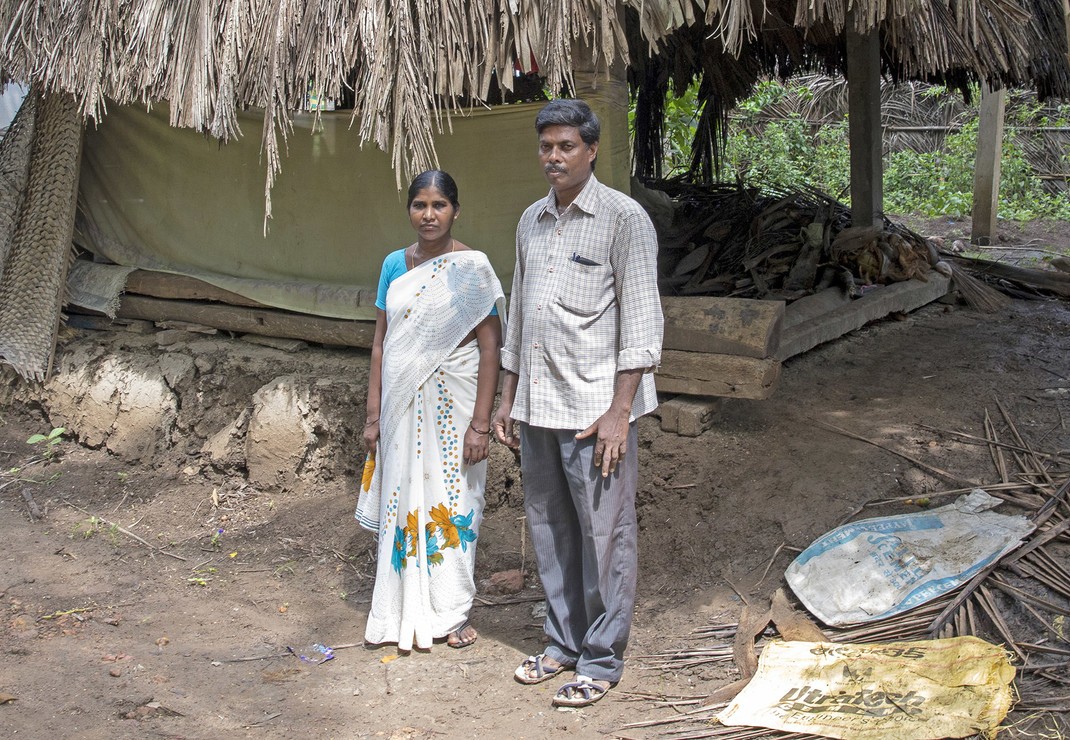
[408,238,455,270]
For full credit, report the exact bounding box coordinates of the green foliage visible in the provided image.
[644,81,1070,223]
[883,120,1070,220]
[72,516,117,544]
[632,83,702,177]
[726,115,811,185]
[26,427,66,460]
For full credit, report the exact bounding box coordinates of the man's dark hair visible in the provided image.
[535,99,600,145]
[406,170,460,209]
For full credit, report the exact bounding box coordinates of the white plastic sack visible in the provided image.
[717,636,1015,740]
[786,489,1033,626]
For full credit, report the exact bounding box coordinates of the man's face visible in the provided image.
[538,125,597,195]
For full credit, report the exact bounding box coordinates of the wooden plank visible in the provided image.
[656,351,781,400]
[846,24,883,229]
[971,84,1006,245]
[124,270,380,317]
[661,296,784,358]
[65,313,154,334]
[659,395,722,436]
[125,270,269,307]
[780,285,852,330]
[776,275,950,361]
[116,295,377,349]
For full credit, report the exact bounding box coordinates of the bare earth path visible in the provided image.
[1,246,1068,737]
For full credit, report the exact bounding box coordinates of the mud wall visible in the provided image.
[1,329,370,491]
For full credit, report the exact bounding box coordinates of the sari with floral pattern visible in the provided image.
[356,251,504,649]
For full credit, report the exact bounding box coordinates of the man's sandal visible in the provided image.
[447,620,478,649]
[552,675,611,708]
[514,654,573,684]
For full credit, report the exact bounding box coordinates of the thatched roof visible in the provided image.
[0,0,1067,195]
[629,0,1070,179]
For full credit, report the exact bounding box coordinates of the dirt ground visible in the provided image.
[1,217,1068,739]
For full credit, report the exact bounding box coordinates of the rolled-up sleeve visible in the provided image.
[612,210,663,372]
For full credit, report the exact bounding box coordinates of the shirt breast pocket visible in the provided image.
[558,259,613,316]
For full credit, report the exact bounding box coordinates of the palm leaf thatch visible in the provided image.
[631,0,1070,181]
[1,0,1067,197]
[0,0,653,212]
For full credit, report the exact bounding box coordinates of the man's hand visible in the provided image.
[576,406,630,478]
[493,372,521,450]
[492,403,520,449]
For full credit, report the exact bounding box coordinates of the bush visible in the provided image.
[639,80,1070,221]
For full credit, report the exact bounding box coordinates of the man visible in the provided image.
[492,99,663,708]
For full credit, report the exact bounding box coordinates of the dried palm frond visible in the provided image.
[946,260,1014,312]
[0,0,1065,219]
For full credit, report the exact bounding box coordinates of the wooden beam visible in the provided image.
[124,269,380,317]
[570,44,631,195]
[1064,0,1070,68]
[971,84,1006,246]
[656,351,781,400]
[661,296,784,358]
[846,25,883,228]
[776,275,950,360]
[65,313,154,334]
[125,270,269,307]
[116,295,377,348]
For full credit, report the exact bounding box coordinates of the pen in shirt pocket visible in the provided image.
[570,252,600,266]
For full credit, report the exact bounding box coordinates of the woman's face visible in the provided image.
[408,186,457,242]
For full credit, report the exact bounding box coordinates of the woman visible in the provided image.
[356,170,504,651]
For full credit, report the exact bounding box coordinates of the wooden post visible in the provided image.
[846,25,883,229]
[570,47,632,196]
[1064,0,1070,67]
[971,83,1006,246]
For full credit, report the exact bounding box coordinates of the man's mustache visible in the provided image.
[545,164,565,174]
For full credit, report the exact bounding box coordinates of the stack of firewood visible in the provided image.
[648,180,934,301]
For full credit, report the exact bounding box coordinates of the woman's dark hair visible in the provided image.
[407,170,460,209]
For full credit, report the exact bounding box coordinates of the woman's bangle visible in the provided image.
[469,422,490,435]
[364,417,380,427]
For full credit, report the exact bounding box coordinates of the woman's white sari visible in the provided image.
[356,251,504,650]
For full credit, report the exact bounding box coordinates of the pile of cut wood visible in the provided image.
[642,179,935,301]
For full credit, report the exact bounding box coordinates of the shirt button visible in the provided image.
[533,342,540,348]
[548,267,554,272]
[536,304,542,310]
[533,378,539,385]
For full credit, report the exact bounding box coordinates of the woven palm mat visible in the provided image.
[0,90,82,380]
[0,91,36,281]
[621,404,1070,739]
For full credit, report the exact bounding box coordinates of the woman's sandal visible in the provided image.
[446,620,478,649]
[551,675,611,707]
[514,653,573,684]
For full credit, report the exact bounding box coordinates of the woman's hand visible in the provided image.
[463,422,490,465]
[363,419,380,452]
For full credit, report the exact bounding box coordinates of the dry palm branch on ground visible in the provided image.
[619,402,1070,739]
[650,179,935,302]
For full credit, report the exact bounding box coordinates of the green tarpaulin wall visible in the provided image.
[77,92,631,320]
